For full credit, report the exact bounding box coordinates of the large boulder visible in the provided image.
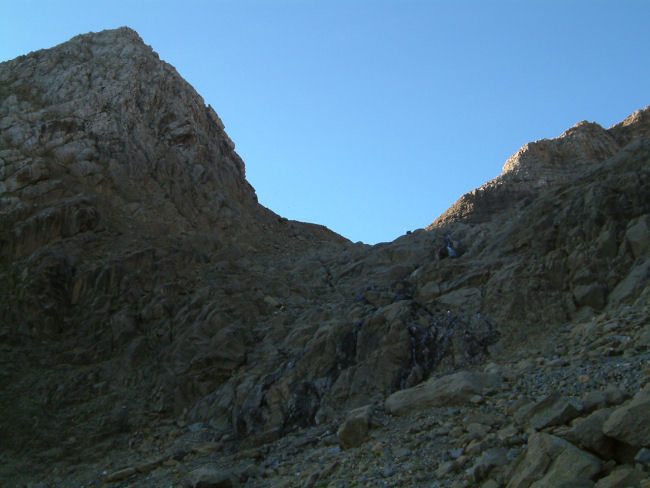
[506,433,601,488]
[337,404,373,449]
[602,385,650,448]
[624,214,649,258]
[564,408,616,459]
[515,393,583,430]
[385,370,500,415]
[187,466,239,488]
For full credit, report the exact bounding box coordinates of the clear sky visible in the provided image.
[1,1,648,244]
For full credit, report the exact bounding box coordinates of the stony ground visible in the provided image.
[5,303,647,488]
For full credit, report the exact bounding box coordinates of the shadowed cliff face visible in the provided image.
[1,28,648,486]
[0,26,349,454]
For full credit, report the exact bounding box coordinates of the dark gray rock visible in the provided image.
[602,385,650,448]
[506,433,601,488]
[564,408,616,459]
[469,447,509,482]
[515,393,583,430]
[187,466,238,488]
[385,371,500,415]
[337,404,373,449]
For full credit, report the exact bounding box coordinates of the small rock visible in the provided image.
[467,422,491,439]
[574,284,606,309]
[236,464,263,482]
[481,481,500,488]
[447,447,464,459]
[555,479,596,488]
[263,295,281,308]
[594,465,647,488]
[105,466,137,482]
[465,437,493,456]
[625,214,649,258]
[381,464,396,478]
[135,457,164,473]
[548,358,569,368]
[582,386,626,413]
[483,362,503,375]
[187,466,238,488]
[436,460,458,478]
[634,447,650,465]
[192,441,220,455]
[497,424,521,445]
[469,447,508,482]
[450,426,465,438]
[337,404,373,449]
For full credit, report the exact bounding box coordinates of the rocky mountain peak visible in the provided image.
[429,105,649,228]
[1,27,344,263]
[609,105,650,145]
[499,119,619,185]
[1,29,648,488]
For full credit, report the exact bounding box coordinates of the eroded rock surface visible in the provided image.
[1,28,649,487]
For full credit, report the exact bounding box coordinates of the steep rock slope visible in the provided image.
[0,28,648,487]
[0,27,349,461]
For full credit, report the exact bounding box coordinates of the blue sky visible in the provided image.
[1,1,648,244]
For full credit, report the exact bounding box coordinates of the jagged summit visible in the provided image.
[1,29,649,487]
[429,105,650,228]
[33,26,147,59]
[0,27,344,261]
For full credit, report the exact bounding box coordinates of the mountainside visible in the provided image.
[1,28,648,488]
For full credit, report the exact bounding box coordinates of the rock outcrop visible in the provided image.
[1,28,648,487]
[429,108,650,228]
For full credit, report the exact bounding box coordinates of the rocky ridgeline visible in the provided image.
[430,108,650,227]
[0,28,648,487]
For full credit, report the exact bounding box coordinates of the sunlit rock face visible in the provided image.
[1,26,279,247]
[430,106,650,227]
[1,28,649,488]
